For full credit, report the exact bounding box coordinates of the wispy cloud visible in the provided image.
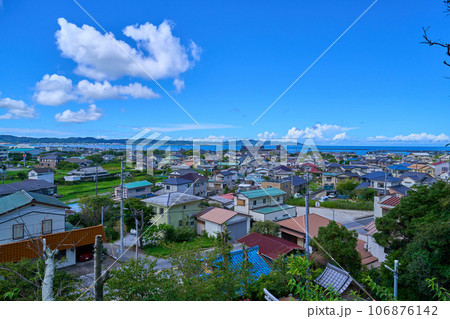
[0,127,71,136]
[367,133,450,143]
[129,123,239,132]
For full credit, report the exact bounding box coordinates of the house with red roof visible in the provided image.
[238,232,303,261]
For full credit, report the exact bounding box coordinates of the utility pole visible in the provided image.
[101,206,104,225]
[135,218,139,260]
[95,165,98,195]
[305,167,310,259]
[385,260,399,300]
[120,161,124,261]
[384,165,388,195]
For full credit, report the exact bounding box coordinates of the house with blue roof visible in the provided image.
[114,180,153,200]
[388,164,411,177]
[234,188,297,222]
[216,246,272,279]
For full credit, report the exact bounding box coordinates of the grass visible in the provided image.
[286,197,373,211]
[144,236,216,258]
[58,178,121,202]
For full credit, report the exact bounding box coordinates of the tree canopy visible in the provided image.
[250,220,280,237]
[311,220,362,276]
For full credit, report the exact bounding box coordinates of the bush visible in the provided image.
[105,227,119,242]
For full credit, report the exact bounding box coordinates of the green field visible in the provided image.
[58,178,121,202]
[144,236,216,258]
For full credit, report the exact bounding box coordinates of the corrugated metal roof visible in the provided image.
[240,188,285,199]
[216,246,271,278]
[123,180,153,189]
[142,192,202,207]
[253,204,294,214]
[0,225,105,263]
[0,190,68,214]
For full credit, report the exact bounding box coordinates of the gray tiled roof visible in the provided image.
[314,263,353,294]
[142,192,202,207]
[0,180,55,196]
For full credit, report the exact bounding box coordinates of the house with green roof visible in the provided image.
[114,180,153,200]
[234,187,297,222]
[0,190,68,244]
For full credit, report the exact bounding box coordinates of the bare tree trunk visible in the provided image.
[42,238,57,301]
[94,235,110,301]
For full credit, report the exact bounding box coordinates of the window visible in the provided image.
[166,186,170,190]
[277,197,280,201]
[179,220,183,226]
[253,200,257,206]
[42,220,52,235]
[263,198,266,204]
[159,207,164,215]
[13,224,24,240]
[183,205,186,209]
[237,199,245,206]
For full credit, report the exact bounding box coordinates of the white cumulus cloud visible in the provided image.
[333,132,348,140]
[257,131,278,139]
[55,18,200,81]
[0,97,37,119]
[284,124,355,141]
[173,78,185,93]
[34,74,76,106]
[55,104,102,123]
[368,133,450,143]
[34,74,159,105]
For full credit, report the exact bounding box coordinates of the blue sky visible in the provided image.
[0,0,449,145]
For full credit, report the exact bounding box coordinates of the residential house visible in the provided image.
[39,155,62,168]
[364,195,403,263]
[65,157,93,168]
[399,172,436,188]
[234,188,297,222]
[114,181,153,200]
[408,163,435,176]
[65,166,109,181]
[0,180,57,198]
[388,164,411,177]
[143,192,203,228]
[272,165,293,180]
[162,178,193,194]
[208,170,234,190]
[238,232,303,261]
[28,168,55,184]
[194,207,251,241]
[208,194,234,209]
[358,171,402,195]
[261,178,291,198]
[0,190,105,267]
[277,214,378,266]
[430,161,450,180]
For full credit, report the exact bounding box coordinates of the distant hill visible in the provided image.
[0,135,127,144]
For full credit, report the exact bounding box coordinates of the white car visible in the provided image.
[319,196,329,202]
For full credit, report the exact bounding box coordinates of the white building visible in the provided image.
[28,168,55,184]
[234,188,297,222]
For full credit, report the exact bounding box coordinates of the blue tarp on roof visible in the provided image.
[216,246,271,278]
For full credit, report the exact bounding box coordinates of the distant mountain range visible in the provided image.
[0,135,262,145]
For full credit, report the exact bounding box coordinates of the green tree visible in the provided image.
[311,220,362,276]
[373,181,450,300]
[56,161,79,170]
[0,259,81,301]
[16,171,27,180]
[336,179,359,196]
[250,220,280,237]
[123,198,155,247]
[78,195,116,227]
[85,154,103,165]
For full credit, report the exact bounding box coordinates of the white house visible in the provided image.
[28,168,55,184]
[195,207,250,241]
[234,188,297,222]
[0,190,105,268]
[162,178,193,194]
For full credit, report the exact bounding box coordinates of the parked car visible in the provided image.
[77,252,94,262]
[319,196,329,202]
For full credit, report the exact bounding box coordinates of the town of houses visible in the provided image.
[0,143,449,299]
